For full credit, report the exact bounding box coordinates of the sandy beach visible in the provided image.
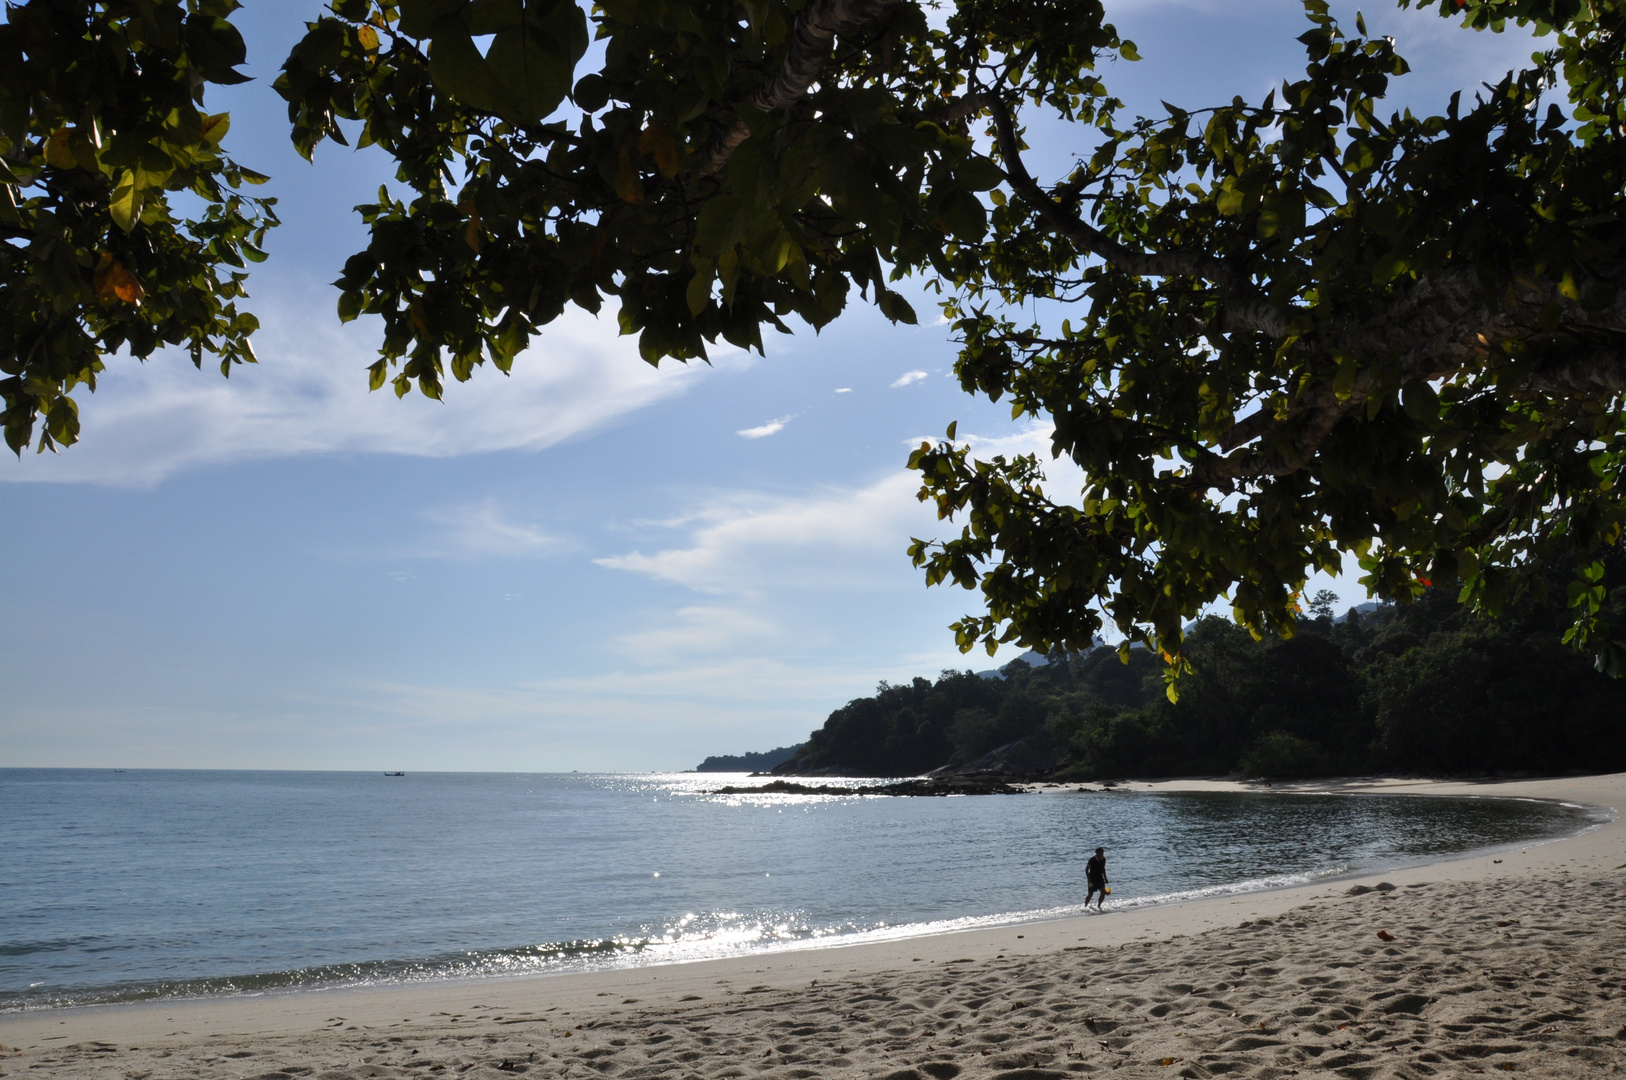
[3,773,1623,1079]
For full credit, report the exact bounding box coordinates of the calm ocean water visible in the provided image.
[0,769,1602,1010]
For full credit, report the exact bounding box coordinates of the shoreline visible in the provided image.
[5,772,1623,1078]
[1,777,1602,1017]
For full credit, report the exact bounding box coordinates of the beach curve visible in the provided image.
[3,772,1623,1078]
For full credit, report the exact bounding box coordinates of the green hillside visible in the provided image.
[775,582,1626,780]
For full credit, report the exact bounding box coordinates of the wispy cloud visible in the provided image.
[890,370,929,388]
[422,498,557,558]
[737,415,793,439]
[596,471,934,596]
[834,387,853,394]
[601,426,1071,602]
[614,605,782,663]
[2,289,716,488]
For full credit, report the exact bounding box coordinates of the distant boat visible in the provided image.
[384,771,405,777]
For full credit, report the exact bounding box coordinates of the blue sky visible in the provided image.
[0,1,1536,771]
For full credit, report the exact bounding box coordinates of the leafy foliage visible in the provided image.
[0,0,277,454]
[907,0,1626,680]
[7,0,1626,688]
[271,0,1055,397]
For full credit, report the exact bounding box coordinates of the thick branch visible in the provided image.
[917,91,990,129]
[693,0,904,177]
[1197,266,1626,483]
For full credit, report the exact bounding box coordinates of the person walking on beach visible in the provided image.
[1085,847,1109,911]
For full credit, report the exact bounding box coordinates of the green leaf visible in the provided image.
[940,190,988,242]
[954,155,1006,191]
[686,261,714,316]
[573,72,610,112]
[1333,356,1358,400]
[467,0,526,35]
[108,172,139,233]
[484,3,586,123]
[398,0,464,37]
[694,196,747,256]
[875,290,917,324]
[427,25,514,116]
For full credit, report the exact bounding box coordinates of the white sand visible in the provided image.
[3,774,1623,1079]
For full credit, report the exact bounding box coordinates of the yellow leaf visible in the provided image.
[43,128,77,169]
[614,146,644,204]
[357,24,380,52]
[199,112,231,146]
[93,253,145,305]
[460,201,483,251]
[638,124,680,179]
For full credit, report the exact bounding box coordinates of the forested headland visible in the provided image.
[696,745,803,772]
[772,583,1626,780]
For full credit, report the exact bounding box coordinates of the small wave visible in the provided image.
[0,936,113,959]
[0,867,1353,1011]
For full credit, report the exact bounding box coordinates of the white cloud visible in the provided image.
[614,605,782,663]
[600,423,1077,603]
[890,370,929,388]
[596,471,936,596]
[422,497,557,557]
[2,291,713,488]
[834,387,853,394]
[737,415,792,439]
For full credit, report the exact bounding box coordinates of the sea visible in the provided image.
[0,769,1604,1011]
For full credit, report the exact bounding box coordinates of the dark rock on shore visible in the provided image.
[925,738,1056,779]
[709,774,1026,797]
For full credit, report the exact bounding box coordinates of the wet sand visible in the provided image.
[3,774,1623,1079]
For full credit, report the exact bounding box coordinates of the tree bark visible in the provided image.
[694,0,905,177]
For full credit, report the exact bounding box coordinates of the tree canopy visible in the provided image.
[4,0,1624,683]
[1,0,275,454]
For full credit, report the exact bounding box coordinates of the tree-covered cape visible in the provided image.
[773,580,1626,779]
[4,0,1625,680]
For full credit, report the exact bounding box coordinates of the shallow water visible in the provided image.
[0,769,1600,1010]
